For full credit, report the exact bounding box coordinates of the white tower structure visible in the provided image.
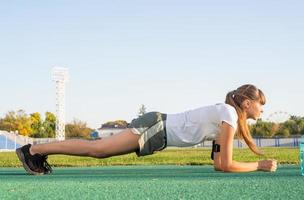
[52,67,69,141]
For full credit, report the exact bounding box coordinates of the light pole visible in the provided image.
[52,67,69,141]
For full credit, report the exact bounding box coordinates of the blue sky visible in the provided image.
[0,1,303,128]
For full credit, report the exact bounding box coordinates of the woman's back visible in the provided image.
[166,103,238,147]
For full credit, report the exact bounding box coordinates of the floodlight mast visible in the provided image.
[52,67,69,141]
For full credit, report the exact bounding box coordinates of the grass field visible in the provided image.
[0,147,301,200]
[0,147,300,167]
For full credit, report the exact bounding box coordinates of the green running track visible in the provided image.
[0,165,302,200]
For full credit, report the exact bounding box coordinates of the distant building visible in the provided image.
[97,123,127,138]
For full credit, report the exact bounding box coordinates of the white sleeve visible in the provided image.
[220,105,238,130]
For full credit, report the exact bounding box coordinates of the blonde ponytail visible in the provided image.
[225,85,265,155]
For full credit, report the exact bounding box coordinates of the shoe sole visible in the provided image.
[16,148,44,175]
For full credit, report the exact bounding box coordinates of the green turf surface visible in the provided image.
[0,165,303,200]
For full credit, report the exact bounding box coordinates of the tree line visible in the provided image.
[0,110,92,139]
[0,109,303,138]
[250,116,304,138]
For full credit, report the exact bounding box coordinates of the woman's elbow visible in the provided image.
[221,164,233,172]
[213,163,222,171]
[214,166,222,171]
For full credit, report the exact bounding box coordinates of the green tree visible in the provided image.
[281,120,299,135]
[288,116,304,136]
[29,112,43,138]
[298,118,304,135]
[0,111,18,132]
[101,120,128,128]
[65,119,93,139]
[290,115,302,121]
[42,112,56,138]
[276,126,290,137]
[250,119,276,138]
[16,110,32,136]
[0,110,57,138]
[0,110,33,136]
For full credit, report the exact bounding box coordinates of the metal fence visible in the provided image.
[0,131,57,152]
[0,130,302,151]
[195,137,301,148]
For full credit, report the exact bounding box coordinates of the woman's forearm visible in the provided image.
[221,160,259,172]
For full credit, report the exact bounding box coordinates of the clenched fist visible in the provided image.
[258,159,277,172]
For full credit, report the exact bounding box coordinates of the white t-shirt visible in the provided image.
[166,103,238,147]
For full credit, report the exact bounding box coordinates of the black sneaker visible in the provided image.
[41,155,53,174]
[16,144,53,175]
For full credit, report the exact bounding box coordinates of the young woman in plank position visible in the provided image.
[16,84,277,175]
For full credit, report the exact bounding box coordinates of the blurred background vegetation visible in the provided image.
[0,108,303,139]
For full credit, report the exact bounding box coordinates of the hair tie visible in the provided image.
[232,90,236,98]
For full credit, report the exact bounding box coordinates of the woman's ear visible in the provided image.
[241,99,251,110]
